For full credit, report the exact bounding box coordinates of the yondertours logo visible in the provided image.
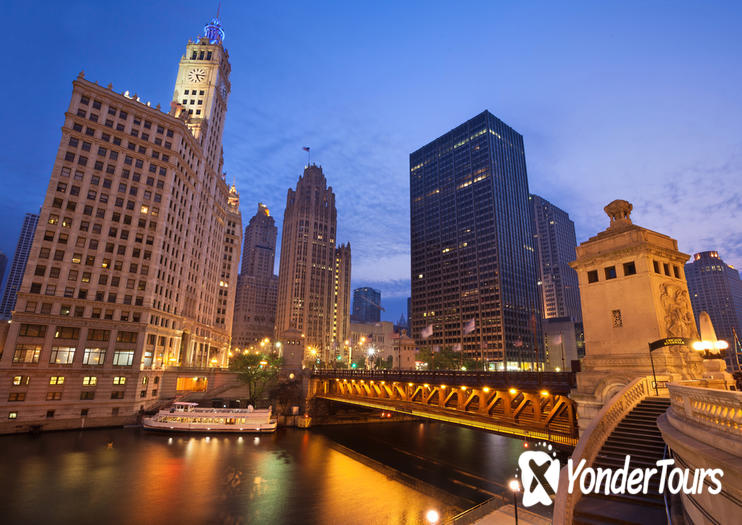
[518,446,560,507]
[515,443,724,508]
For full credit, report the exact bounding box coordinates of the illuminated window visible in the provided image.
[113,376,126,385]
[12,376,29,386]
[113,350,135,366]
[176,377,208,392]
[8,412,18,420]
[82,348,106,365]
[49,376,65,385]
[50,347,75,364]
[82,376,97,386]
[12,345,41,364]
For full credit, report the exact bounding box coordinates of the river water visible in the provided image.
[0,421,544,524]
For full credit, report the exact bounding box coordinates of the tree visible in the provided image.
[229,352,282,406]
[416,346,484,370]
[374,355,393,369]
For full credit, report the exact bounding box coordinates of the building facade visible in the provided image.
[0,251,7,297]
[0,18,242,432]
[350,320,396,367]
[409,110,542,369]
[232,203,279,348]
[530,194,582,321]
[0,214,39,320]
[351,287,382,323]
[685,251,742,365]
[275,165,351,363]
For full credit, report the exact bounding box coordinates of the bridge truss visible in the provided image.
[310,370,578,447]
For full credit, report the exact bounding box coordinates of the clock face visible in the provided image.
[187,68,207,83]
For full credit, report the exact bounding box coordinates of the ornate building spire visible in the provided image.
[203,9,225,44]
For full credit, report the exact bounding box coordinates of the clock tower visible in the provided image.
[172,17,231,174]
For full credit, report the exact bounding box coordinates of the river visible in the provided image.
[0,421,548,524]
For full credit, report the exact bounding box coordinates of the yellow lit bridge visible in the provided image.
[309,369,578,447]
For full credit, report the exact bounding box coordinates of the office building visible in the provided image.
[0,251,7,295]
[351,287,381,323]
[232,203,279,348]
[275,164,351,362]
[531,194,581,321]
[686,251,742,367]
[410,110,542,369]
[0,17,241,432]
[0,214,39,320]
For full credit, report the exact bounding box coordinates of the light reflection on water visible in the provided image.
[0,426,459,525]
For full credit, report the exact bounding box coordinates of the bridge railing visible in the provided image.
[552,375,663,525]
[311,368,576,393]
[667,382,742,450]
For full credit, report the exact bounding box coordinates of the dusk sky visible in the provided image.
[1,1,741,322]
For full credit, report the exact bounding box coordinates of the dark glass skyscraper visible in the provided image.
[410,111,542,369]
[530,194,581,321]
[685,251,742,362]
[0,213,39,320]
[352,287,381,323]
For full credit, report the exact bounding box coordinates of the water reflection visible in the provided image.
[0,426,459,525]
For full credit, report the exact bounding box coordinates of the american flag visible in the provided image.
[421,324,434,339]
[302,146,310,152]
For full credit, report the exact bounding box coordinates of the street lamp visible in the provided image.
[508,479,520,525]
[425,509,440,524]
[692,339,729,354]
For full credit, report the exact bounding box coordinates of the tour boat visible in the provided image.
[142,402,277,433]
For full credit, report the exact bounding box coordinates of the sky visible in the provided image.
[1,1,741,323]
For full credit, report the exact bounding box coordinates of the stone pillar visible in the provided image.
[569,200,704,433]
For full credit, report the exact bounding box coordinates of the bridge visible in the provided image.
[308,369,579,446]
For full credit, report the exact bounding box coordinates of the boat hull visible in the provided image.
[142,418,277,433]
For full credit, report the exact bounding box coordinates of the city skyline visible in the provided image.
[2,2,741,324]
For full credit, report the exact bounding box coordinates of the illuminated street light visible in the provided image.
[692,340,729,352]
[509,479,521,525]
[425,509,440,524]
[508,388,518,395]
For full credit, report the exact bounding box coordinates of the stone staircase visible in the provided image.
[573,397,671,525]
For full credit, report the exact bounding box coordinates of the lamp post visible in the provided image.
[508,479,520,525]
[647,342,660,396]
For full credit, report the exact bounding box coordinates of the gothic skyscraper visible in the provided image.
[275,165,351,362]
[232,204,279,348]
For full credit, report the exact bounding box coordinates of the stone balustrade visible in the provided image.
[667,382,742,457]
[658,383,742,524]
[554,375,665,525]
